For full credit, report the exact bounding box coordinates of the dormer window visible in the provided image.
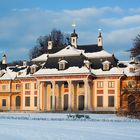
[30,64,38,74]
[58,60,68,70]
[102,60,111,71]
[48,41,53,50]
[84,60,91,69]
[129,67,135,73]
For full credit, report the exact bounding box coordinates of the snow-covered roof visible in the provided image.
[84,50,112,58]
[0,70,17,80]
[49,45,84,58]
[16,68,34,78]
[30,64,38,68]
[92,67,123,76]
[84,60,91,64]
[58,60,68,64]
[17,73,34,78]
[118,60,140,76]
[34,66,90,76]
[102,60,111,64]
[32,54,48,62]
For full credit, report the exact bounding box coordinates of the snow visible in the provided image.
[0,113,139,140]
[34,66,90,75]
[84,50,112,58]
[49,45,84,58]
[102,60,111,64]
[0,69,16,80]
[58,59,68,64]
[30,64,38,68]
[120,63,139,76]
[32,54,48,62]
[92,67,123,76]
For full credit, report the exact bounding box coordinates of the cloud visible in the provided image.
[129,8,140,13]
[0,6,139,61]
[100,15,140,27]
[104,27,140,44]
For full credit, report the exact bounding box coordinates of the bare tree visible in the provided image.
[130,34,140,57]
[29,29,69,59]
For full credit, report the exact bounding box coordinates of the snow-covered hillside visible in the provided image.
[0,113,139,140]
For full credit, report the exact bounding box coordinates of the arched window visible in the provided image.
[128,95,135,112]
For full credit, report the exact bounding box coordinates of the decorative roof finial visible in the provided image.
[71,22,78,38]
[72,22,76,32]
[98,28,102,37]
[72,22,76,29]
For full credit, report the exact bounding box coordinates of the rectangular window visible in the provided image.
[25,83,30,89]
[79,82,84,88]
[16,84,20,90]
[108,81,115,88]
[2,99,6,106]
[2,85,6,91]
[103,64,109,71]
[97,81,103,88]
[34,97,37,107]
[97,96,103,107]
[59,63,65,70]
[108,96,114,107]
[25,97,30,107]
[129,68,135,73]
[34,83,37,89]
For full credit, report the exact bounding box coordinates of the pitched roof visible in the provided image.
[49,45,84,58]
[32,54,48,62]
[43,55,86,69]
[34,66,90,76]
[0,70,16,80]
[84,50,112,58]
[92,67,123,76]
[77,44,102,53]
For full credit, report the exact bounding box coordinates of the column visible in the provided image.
[88,82,92,111]
[37,81,41,111]
[68,80,72,111]
[84,79,88,111]
[44,82,47,111]
[57,83,62,111]
[73,82,77,111]
[52,81,56,111]
[8,96,10,110]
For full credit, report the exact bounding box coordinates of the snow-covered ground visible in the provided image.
[0,113,140,140]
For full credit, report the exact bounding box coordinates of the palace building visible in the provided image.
[0,29,139,112]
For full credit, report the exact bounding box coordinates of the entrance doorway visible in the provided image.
[64,94,68,111]
[78,95,84,110]
[15,96,21,109]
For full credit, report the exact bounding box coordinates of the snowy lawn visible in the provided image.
[0,113,140,140]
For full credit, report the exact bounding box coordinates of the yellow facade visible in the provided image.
[0,80,21,111]
[0,73,138,112]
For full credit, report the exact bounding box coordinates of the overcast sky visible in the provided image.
[0,0,140,62]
